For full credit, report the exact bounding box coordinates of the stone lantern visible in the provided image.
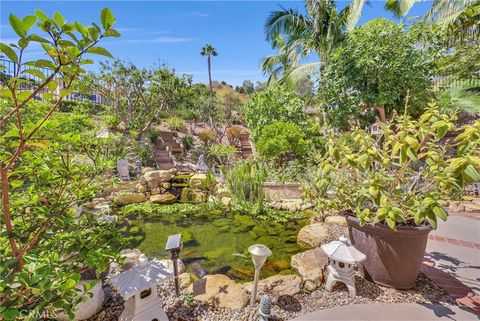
[110,254,173,321]
[321,236,366,298]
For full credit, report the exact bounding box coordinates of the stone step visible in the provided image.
[155,157,173,163]
[157,162,175,170]
[155,151,170,157]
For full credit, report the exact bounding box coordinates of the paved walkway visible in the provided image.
[292,303,479,321]
[425,213,480,294]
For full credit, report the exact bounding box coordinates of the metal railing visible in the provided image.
[0,58,108,105]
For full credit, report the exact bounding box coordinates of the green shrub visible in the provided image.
[105,114,120,130]
[181,135,194,150]
[136,144,155,167]
[147,128,160,143]
[166,116,187,131]
[256,121,307,163]
[224,161,267,207]
[58,100,108,114]
[208,144,237,165]
[226,125,244,146]
[198,130,217,147]
[244,85,307,140]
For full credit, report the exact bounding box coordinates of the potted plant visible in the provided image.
[308,103,480,288]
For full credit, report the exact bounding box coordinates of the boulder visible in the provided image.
[190,173,207,189]
[297,223,329,247]
[187,274,249,309]
[179,273,194,289]
[57,280,104,320]
[150,193,176,204]
[136,183,147,193]
[141,166,155,175]
[144,170,174,189]
[324,215,347,226]
[150,187,161,195]
[244,274,301,296]
[113,192,147,206]
[291,248,328,291]
[162,182,171,189]
[221,197,232,206]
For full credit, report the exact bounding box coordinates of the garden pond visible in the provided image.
[116,203,310,281]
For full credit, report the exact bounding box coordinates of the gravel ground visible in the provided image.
[88,272,455,321]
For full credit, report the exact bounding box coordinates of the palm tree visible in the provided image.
[262,0,367,85]
[200,44,218,97]
[385,0,479,42]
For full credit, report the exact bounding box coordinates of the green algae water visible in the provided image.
[118,206,308,282]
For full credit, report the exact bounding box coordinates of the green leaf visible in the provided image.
[432,206,448,222]
[3,308,19,321]
[87,46,113,58]
[406,147,418,162]
[22,15,37,32]
[53,12,65,26]
[34,59,56,70]
[23,68,46,80]
[9,14,26,38]
[100,8,115,29]
[35,9,49,21]
[104,28,121,37]
[0,43,18,62]
[27,34,50,43]
[10,180,24,189]
[46,80,58,91]
[65,278,77,289]
[464,164,480,182]
[426,212,437,229]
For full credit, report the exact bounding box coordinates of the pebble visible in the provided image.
[87,273,454,321]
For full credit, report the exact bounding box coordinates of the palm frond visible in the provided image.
[281,61,321,85]
[384,0,420,18]
[341,0,368,31]
[264,7,309,43]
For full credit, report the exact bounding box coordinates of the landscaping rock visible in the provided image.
[244,274,302,296]
[141,167,155,175]
[221,196,232,206]
[190,173,207,189]
[179,273,195,289]
[150,193,176,204]
[187,274,249,309]
[136,183,147,193]
[324,215,347,226]
[216,186,230,197]
[297,223,329,247]
[291,248,328,290]
[144,170,174,189]
[113,192,147,206]
[119,248,141,270]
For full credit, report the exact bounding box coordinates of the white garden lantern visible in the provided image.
[110,254,173,321]
[321,236,366,298]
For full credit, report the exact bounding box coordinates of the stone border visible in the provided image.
[421,260,480,314]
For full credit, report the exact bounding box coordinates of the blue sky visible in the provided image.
[1,1,431,86]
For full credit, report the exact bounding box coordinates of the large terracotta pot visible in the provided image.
[346,215,432,289]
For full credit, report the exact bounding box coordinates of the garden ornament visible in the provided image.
[110,254,173,321]
[165,233,183,297]
[321,236,366,298]
[196,154,208,173]
[248,244,272,306]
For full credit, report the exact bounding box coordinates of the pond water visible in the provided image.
[118,207,309,282]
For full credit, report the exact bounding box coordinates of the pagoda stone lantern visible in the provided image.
[321,236,366,298]
[110,254,173,321]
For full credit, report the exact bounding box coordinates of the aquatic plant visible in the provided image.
[224,161,267,208]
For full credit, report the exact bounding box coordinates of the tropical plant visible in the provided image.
[262,0,368,85]
[166,116,187,132]
[224,161,267,208]
[198,129,217,147]
[306,103,480,230]
[226,125,244,146]
[244,85,308,140]
[321,18,433,123]
[207,144,237,166]
[386,0,479,42]
[147,128,160,143]
[256,121,307,164]
[181,134,194,150]
[0,9,123,318]
[200,44,218,97]
[85,60,193,142]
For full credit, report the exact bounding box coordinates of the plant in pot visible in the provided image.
[307,103,480,289]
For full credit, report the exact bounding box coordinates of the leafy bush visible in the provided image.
[207,144,237,165]
[123,203,199,220]
[256,121,307,163]
[136,144,156,166]
[147,128,160,143]
[226,125,244,146]
[321,18,433,124]
[244,85,307,140]
[105,114,121,130]
[198,130,217,147]
[307,103,480,230]
[230,202,303,223]
[224,161,267,207]
[166,116,187,132]
[181,135,194,150]
[58,100,108,115]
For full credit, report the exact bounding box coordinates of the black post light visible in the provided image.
[165,233,182,297]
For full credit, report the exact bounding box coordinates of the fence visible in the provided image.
[0,58,108,105]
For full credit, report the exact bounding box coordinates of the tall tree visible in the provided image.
[262,0,367,85]
[200,44,218,96]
